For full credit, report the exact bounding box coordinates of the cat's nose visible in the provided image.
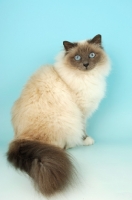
[83,63,89,68]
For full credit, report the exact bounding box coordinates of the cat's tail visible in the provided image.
[7,139,76,196]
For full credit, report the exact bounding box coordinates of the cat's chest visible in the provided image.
[72,77,105,116]
[55,66,106,116]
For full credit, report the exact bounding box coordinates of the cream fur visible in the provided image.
[12,41,110,149]
[55,49,110,118]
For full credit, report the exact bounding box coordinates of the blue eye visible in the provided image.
[74,55,81,61]
[89,52,96,58]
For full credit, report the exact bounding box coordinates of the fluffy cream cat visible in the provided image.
[7,34,110,196]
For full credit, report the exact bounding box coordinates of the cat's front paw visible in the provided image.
[83,136,94,146]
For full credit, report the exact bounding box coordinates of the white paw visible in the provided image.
[83,136,94,146]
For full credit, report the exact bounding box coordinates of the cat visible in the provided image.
[7,34,110,197]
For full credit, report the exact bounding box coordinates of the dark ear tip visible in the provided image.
[89,34,102,46]
[63,41,69,46]
[97,34,102,38]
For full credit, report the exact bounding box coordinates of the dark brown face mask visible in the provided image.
[63,34,105,71]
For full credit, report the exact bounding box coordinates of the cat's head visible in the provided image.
[62,34,108,72]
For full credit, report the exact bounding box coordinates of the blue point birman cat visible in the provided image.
[7,34,110,197]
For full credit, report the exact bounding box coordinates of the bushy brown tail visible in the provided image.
[7,139,75,196]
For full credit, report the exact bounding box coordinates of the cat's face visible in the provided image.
[63,35,107,71]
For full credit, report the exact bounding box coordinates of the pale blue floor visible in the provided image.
[0,142,132,200]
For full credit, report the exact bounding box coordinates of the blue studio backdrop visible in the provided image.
[0,0,132,145]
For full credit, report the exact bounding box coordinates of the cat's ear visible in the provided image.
[63,41,76,51]
[89,34,102,47]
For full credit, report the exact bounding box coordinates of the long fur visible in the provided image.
[7,139,75,196]
[7,35,111,196]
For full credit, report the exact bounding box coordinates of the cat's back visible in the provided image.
[22,65,61,96]
[12,65,81,138]
[16,65,67,103]
[12,65,74,120]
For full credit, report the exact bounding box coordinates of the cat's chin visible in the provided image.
[77,66,95,72]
